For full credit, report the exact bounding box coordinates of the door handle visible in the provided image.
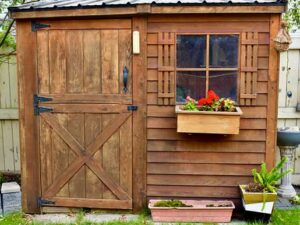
[123,66,128,94]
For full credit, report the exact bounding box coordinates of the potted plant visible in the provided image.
[148,199,235,223]
[175,90,243,134]
[240,156,292,215]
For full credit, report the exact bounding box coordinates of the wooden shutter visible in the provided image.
[240,32,258,106]
[157,32,175,105]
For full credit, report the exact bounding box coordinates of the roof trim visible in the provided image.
[10,4,286,19]
[9,1,287,12]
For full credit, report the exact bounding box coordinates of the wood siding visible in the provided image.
[146,14,278,202]
[0,55,20,173]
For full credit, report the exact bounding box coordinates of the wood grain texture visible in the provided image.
[16,20,40,213]
[147,152,264,164]
[34,22,134,210]
[147,163,258,175]
[85,114,103,199]
[266,14,280,170]
[176,107,242,134]
[10,6,285,19]
[132,16,147,211]
[147,185,239,198]
[147,140,266,153]
[147,175,252,187]
[49,30,66,94]
[145,14,278,202]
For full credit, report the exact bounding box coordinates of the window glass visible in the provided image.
[209,71,237,101]
[176,71,206,103]
[209,35,239,68]
[176,35,206,68]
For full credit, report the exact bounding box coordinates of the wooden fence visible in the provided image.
[0,54,20,173]
[277,31,300,185]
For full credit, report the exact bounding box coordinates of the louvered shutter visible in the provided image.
[157,32,176,105]
[240,32,258,105]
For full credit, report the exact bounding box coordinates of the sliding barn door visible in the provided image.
[35,20,133,209]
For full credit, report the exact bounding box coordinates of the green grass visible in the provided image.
[0,209,299,225]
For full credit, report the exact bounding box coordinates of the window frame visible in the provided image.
[175,32,240,104]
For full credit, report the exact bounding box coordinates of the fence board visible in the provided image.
[0,55,20,173]
[278,44,300,185]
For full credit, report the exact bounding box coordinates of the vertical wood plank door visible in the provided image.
[36,20,133,209]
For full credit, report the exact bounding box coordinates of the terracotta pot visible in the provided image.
[149,199,235,223]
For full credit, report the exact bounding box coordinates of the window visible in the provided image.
[176,34,239,103]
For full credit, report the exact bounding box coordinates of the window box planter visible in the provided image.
[149,199,235,223]
[239,185,277,214]
[175,105,243,134]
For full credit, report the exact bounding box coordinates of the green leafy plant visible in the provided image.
[182,96,198,111]
[283,0,300,30]
[247,156,292,211]
[153,200,192,208]
[251,156,292,194]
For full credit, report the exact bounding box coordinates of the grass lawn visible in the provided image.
[0,209,299,225]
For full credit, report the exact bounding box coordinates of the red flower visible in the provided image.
[208,90,219,101]
[206,97,213,105]
[198,98,207,106]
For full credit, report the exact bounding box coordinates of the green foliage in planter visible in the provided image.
[251,156,292,194]
[153,200,192,208]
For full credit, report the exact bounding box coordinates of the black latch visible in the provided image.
[128,105,138,111]
[32,21,50,32]
[34,95,53,115]
[38,197,55,207]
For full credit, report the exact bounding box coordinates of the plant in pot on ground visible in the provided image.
[240,156,292,216]
[149,199,235,223]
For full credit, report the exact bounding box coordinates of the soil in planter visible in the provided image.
[245,183,264,192]
[206,203,232,207]
[153,200,192,208]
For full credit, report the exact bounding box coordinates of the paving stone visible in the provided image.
[85,214,139,222]
[1,182,21,215]
[33,214,76,224]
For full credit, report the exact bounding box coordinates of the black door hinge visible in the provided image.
[127,105,138,111]
[38,197,55,207]
[34,95,53,115]
[32,21,50,32]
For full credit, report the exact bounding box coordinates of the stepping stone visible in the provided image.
[1,182,21,215]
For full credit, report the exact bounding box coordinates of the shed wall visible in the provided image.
[146,14,275,203]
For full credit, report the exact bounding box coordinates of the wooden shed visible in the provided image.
[9,0,286,213]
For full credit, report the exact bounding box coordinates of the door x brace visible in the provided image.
[40,112,132,201]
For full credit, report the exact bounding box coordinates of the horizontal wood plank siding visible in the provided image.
[146,15,271,200]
